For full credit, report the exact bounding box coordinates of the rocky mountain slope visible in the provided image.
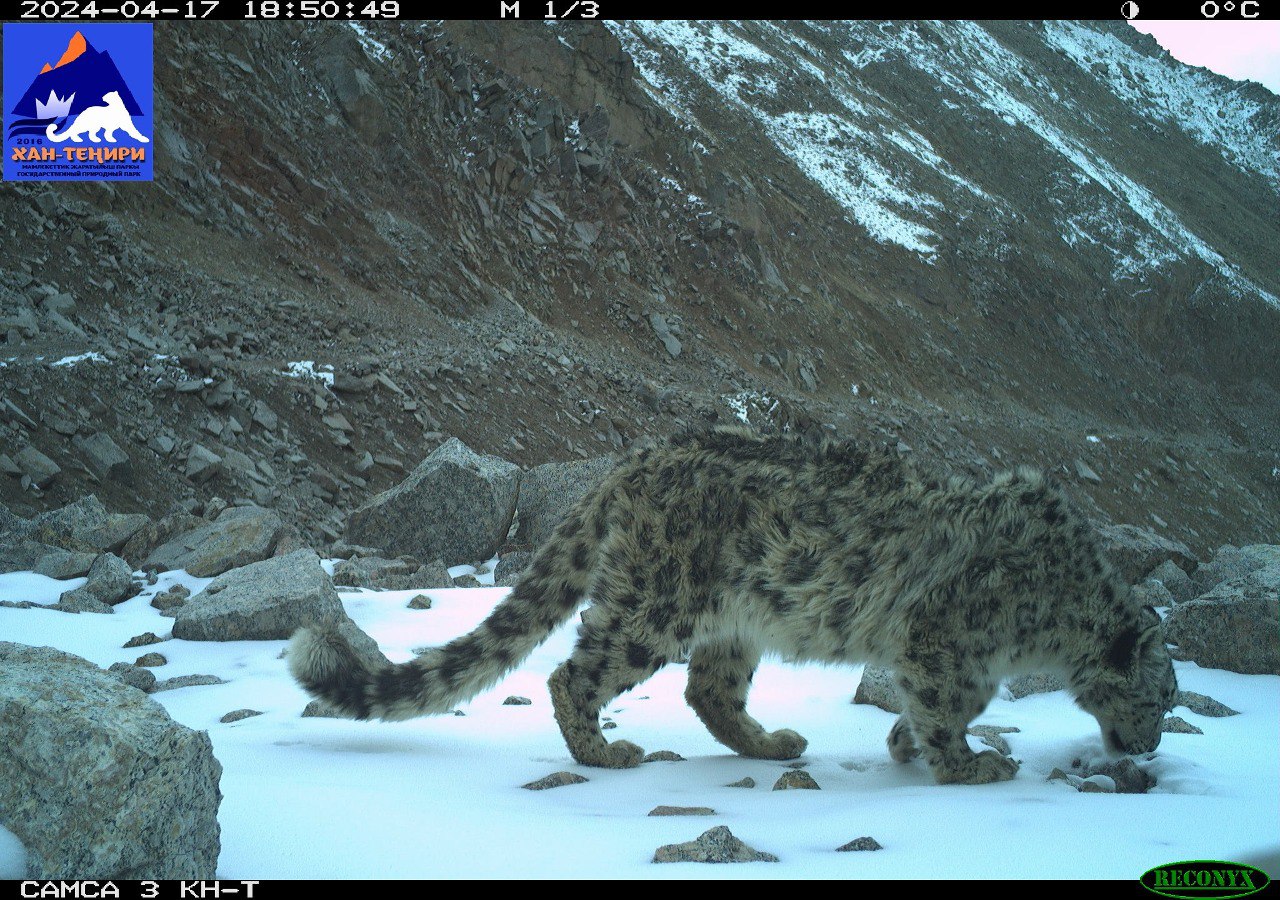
[1,20,1277,554]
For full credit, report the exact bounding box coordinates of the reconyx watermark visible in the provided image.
[1142,860,1271,900]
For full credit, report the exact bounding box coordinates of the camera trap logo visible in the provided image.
[4,23,154,181]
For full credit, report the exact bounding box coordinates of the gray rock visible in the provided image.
[649,806,715,816]
[75,432,132,482]
[85,552,138,605]
[185,444,223,484]
[301,698,352,718]
[134,652,167,667]
[1160,716,1203,734]
[174,550,378,656]
[15,445,60,488]
[144,505,283,577]
[515,455,615,548]
[852,665,902,713]
[53,586,114,614]
[332,556,417,589]
[643,750,686,762]
[220,709,263,723]
[1088,757,1154,794]
[107,662,157,693]
[1132,578,1175,609]
[29,496,149,555]
[1148,559,1197,604]
[122,511,204,565]
[346,438,520,566]
[522,771,588,790]
[1073,459,1102,483]
[0,642,221,877]
[967,724,1020,756]
[653,826,778,864]
[1193,545,1280,594]
[493,550,532,586]
[773,770,820,790]
[726,777,756,788]
[502,695,532,705]
[1005,672,1066,698]
[408,559,454,590]
[836,837,883,852]
[123,632,164,648]
[452,573,483,588]
[1175,690,1239,717]
[1095,523,1195,584]
[407,594,432,609]
[151,585,189,611]
[33,546,96,579]
[1163,564,1280,674]
[151,674,228,693]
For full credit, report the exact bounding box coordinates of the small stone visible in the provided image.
[1079,775,1116,793]
[967,724,1020,756]
[1175,690,1239,717]
[522,771,588,790]
[152,674,227,692]
[407,594,433,609]
[725,777,756,789]
[852,665,902,713]
[107,662,157,692]
[452,574,483,588]
[54,586,113,614]
[503,695,532,706]
[123,632,163,648]
[151,587,189,611]
[1074,459,1102,482]
[134,652,167,667]
[773,770,820,791]
[648,806,715,817]
[1160,715,1204,735]
[302,699,351,719]
[602,721,618,729]
[653,826,778,864]
[836,837,883,852]
[220,709,264,724]
[643,750,686,763]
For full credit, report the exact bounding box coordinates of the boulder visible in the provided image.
[345,438,519,566]
[24,496,148,555]
[83,552,138,605]
[75,432,132,482]
[1094,523,1194,584]
[1193,545,1280,594]
[515,455,615,547]
[852,665,902,713]
[123,511,204,566]
[15,446,60,488]
[1163,563,1280,675]
[1148,559,1197,604]
[0,642,221,877]
[144,505,283,577]
[174,550,385,667]
[653,826,778,864]
[332,556,453,591]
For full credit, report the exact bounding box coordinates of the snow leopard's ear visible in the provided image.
[1105,614,1162,671]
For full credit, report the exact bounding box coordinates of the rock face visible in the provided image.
[1147,559,1197,604]
[144,505,283,577]
[346,438,520,566]
[173,550,383,669]
[1163,562,1280,675]
[1094,523,1195,584]
[514,455,616,547]
[0,642,222,878]
[1193,545,1280,594]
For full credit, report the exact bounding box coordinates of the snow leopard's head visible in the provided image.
[1074,604,1178,756]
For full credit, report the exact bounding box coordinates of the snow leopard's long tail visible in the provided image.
[288,498,604,721]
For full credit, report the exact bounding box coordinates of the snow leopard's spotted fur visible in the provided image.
[290,427,1177,784]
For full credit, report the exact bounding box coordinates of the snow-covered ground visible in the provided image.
[0,566,1276,879]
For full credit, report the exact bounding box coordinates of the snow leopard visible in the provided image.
[289,426,1178,784]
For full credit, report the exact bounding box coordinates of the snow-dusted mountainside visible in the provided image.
[0,20,1277,551]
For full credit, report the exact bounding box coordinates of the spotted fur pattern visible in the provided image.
[289,426,1178,783]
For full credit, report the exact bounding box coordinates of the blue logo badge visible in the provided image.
[4,23,154,181]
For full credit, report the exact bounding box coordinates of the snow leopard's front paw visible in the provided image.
[759,728,808,760]
[935,749,1020,785]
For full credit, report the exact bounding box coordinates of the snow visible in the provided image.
[49,351,108,367]
[1,567,1276,878]
[347,22,390,62]
[280,360,335,386]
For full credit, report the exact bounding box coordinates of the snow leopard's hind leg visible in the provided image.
[548,608,668,768]
[684,639,808,760]
[887,714,921,763]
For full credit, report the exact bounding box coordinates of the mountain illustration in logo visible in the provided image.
[9,31,143,123]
